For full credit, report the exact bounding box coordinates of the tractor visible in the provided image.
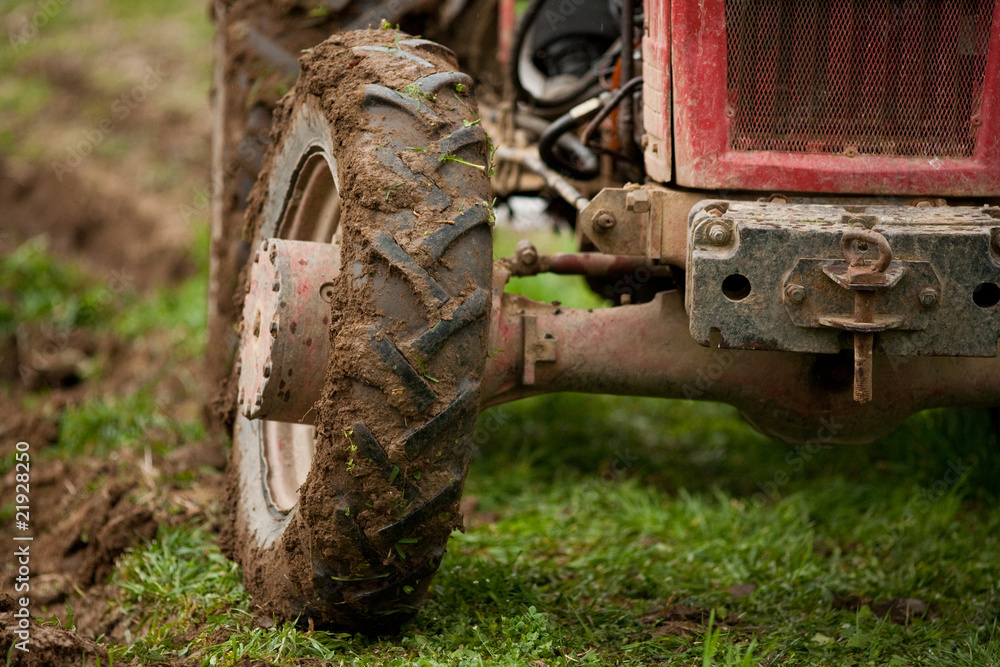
[206,0,1000,631]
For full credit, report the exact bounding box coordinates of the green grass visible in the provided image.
[0,236,116,336]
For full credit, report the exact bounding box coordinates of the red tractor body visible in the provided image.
[647,0,1000,196]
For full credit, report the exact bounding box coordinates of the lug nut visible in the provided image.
[593,211,617,232]
[785,284,806,304]
[706,222,731,245]
[919,288,938,307]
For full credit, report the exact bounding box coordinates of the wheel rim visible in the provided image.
[258,149,341,514]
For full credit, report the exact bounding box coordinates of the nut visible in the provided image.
[705,222,731,246]
[919,288,938,307]
[593,211,617,232]
[626,190,650,213]
[785,284,806,304]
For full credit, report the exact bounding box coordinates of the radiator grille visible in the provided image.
[725,0,996,157]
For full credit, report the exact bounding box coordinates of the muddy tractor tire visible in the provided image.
[220,31,493,632]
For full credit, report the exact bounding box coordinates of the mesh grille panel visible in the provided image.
[725,0,996,157]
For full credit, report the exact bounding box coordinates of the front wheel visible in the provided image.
[222,30,494,632]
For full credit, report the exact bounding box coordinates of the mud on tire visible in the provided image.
[225,30,493,632]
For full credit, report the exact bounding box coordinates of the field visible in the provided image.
[1,1,1000,665]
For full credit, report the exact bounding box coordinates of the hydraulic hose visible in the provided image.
[537,95,608,180]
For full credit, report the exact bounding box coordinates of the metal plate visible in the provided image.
[686,201,1000,356]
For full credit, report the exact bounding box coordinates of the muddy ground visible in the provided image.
[0,1,231,663]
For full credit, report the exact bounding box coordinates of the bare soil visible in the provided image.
[0,6,225,662]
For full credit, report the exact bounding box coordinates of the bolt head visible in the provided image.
[919,288,938,307]
[706,222,731,245]
[785,284,806,304]
[594,211,617,232]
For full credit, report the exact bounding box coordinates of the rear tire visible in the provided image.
[224,30,493,632]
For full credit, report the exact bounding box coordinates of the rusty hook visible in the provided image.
[841,229,892,273]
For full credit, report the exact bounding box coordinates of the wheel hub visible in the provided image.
[237,238,339,424]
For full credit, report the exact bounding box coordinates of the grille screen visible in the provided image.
[725,0,996,157]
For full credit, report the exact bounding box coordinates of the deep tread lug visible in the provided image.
[402,380,478,459]
[410,290,490,358]
[411,71,473,97]
[330,507,382,565]
[435,124,488,157]
[363,84,441,124]
[378,479,463,546]
[367,326,437,413]
[371,232,451,304]
[352,421,420,500]
[351,421,391,470]
[421,207,490,261]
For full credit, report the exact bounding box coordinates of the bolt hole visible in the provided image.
[722,274,752,301]
[252,310,262,338]
[973,282,1000,308]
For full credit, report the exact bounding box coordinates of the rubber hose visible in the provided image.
[537,98,604,180]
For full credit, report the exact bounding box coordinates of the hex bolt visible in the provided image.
[919,288,938,307]
[594,211,617,232]
[706,222,731,245]
[626,190,650,213]
[516,239,538,266]
[785,284,806,304]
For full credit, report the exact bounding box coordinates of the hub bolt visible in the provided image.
[785,284,806,304]
[919,288,938,307]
